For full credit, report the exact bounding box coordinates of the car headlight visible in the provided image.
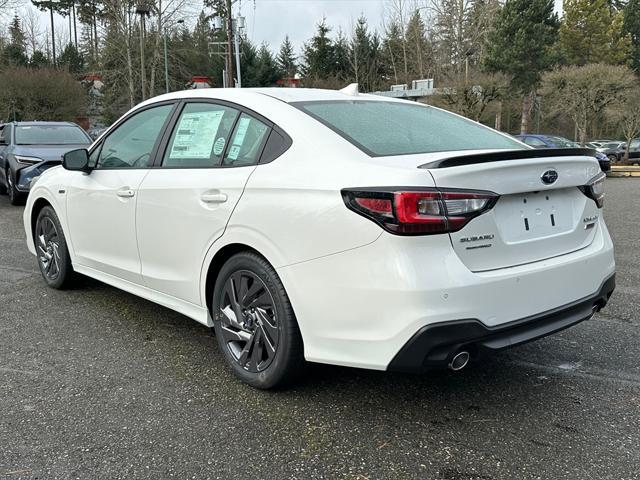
[594,152,607,161]
[14,155,43,165]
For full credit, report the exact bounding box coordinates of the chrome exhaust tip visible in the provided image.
[448,351,470,371]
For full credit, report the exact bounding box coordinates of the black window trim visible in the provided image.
[89,100,179,171]
[151,97,292,169]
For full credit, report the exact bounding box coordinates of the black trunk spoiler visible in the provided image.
[419,148,597,169]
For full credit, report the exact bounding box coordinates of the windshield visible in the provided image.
[294,100,524,156]
[15,125,90,145]
[547,136,579,148]
[602,142,620,149]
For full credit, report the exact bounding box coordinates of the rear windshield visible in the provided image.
[294,100,524,156]
[15,125,90,145]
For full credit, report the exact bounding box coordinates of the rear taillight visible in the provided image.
[342,188,499,235]
[579,172,606,208]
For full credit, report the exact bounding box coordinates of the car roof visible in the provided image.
[145,87,398,106]
[10,121,80,127]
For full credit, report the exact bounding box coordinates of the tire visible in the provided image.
[607,154,617,163]
[34,206,75,289]
[0,170,7,195]
[211,252,304,389]
[7,169,25,206]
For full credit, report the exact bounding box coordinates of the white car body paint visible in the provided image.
[24,88,615,371]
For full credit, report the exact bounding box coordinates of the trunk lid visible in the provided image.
[422,149,602,272]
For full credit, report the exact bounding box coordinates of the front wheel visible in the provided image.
[607,154,617,163]
[35,206,75,289]
[211,252,304,389]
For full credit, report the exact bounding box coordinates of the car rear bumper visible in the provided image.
[277,217,615,370]
[387,274,615,372]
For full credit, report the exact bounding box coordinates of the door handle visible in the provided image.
[200,192,228,204]
[116,188,135,198]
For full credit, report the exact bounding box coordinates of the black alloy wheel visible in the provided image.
[35,206,74,289]
[212,252,304,389]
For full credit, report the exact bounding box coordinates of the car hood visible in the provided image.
[12,144,89,162]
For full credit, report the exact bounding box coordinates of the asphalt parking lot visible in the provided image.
[1,179,639,480]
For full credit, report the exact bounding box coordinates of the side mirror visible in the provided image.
[63,149,90,172]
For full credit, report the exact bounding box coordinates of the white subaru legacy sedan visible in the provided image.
[23,88,615,388]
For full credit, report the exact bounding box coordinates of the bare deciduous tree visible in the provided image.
[542,64,636,144]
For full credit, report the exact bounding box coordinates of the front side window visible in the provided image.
[15,125,90,145]
[294,100,523,157]
[630,139,640,151]
[222,113,270,167]
[162,103,238,168]
[97,104,173,169]
[0,125,8,145]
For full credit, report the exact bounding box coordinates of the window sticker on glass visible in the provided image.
[170,110,224,159]
[228,144,241,160]
[213,137,225,156]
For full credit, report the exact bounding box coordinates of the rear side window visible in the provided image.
[295,100,523,157]
[222,113,270,167]
[163,103,239,168]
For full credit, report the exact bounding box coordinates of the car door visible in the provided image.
[66,102,175,284]
[136,101,272,305]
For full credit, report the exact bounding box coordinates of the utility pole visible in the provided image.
[136,2,152,101]
[213,5,244,88]
[226,0,234,88]
[234,17,243,88]
[50,0,56,66]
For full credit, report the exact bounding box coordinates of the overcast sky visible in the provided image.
[6,0,564,55]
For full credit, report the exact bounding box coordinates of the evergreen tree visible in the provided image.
[333,29,350,83]
[2,15,28,66]
[253,43,280,86]
[484,0,559,134]
[405,10,432,82]
[348,16,380,92]
[624,0,640,71]
[559,0,632,65]
[301,19,336,82]
[58,43,84,73]
[276,35,297,77]
[380,20,406,85]
[30,50,50,68]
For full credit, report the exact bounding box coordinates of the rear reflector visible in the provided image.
[342,188,499,235]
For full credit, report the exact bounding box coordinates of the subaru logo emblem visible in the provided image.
[541,169,558,185]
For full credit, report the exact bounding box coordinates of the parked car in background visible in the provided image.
[0,121,92,205]
[515,134,578,149]
[596,141,626,162]
[515,134,610,172]
[591,139,615,147]
[23,88,614,388]
[624,138,640,164]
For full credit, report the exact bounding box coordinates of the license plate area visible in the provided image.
[496,190,574,243]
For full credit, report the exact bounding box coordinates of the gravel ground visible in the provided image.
[1,178,639,480]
